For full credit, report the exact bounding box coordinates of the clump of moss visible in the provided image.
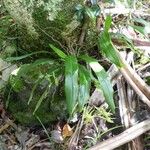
[4,63,67,125]
[3,0,84,51]
[3,0,38,38]
[5,81,67,125]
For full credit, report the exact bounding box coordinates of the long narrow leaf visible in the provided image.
[32,59,54,66]
[49,44,67,59]
[5,51,51,61]
[98,31,123,68]
[12,59,55,78]
[81,55,115,112]
[78,65,91,110]
[28,78,43,105]
[105,15,112,32]
[65,56,78,115]
[98,16,123,68]
[130,25,150,37]
[33,85,50,115]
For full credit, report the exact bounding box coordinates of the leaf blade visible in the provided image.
[81,55,115,112]
[5,51,51,61]
[65,56,78,115]
[98,31,123,68]
[49,44,67,59]
[78,65,91,110]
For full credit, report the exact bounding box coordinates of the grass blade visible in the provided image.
[28,77,43,105]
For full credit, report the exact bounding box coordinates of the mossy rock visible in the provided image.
[5,82,67,125]
[3,0,84,51]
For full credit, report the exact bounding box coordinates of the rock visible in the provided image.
[6,85,67,125]
[0,58,17,89]
[5,74,67,125]
[3,0,85,51]
[51,130,63,143]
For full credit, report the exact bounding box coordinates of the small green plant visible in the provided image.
[4,15,127,124]
[82,106,119,149]
[49,43,115,115]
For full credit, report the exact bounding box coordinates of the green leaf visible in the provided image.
[75,4,84,21]
[5,51,51,61]
[33,85,50,115]
[133,18,149,27]
[130,25,149,37]
[105,15,112,31]
[85,5,101,19]
[65,56,78,115]
[130,18,150,37]
[10,64,30,78]
[11,59,54,79]
[98,31,123,68]
[49,44,67,59]
[32,59,54,66]
[78,65,91,110]
[98,15,123,68]
[81,55,115,113]
[28,78,43,105]
[9,75,24,92]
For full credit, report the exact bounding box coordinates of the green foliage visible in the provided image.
[98,16,123,68]
[9,75,24,92]
[80,55,115,112]
[65,56,79,115]
[4,31,117,123]
[75,3,101,21]
[83,106,114,124]
[130,18,150,38]
[5,51,51,61]
[49,44,67,59]
[49,45,115,114]
[78,65,91,110]
[33,85,50,114]
[5,56,67,124]
[2,0,139,125]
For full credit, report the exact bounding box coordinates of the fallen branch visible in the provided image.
[119,54,150,100]
[120,68,150,107]
[112,38,150,48]
[88,119,150,150]
[103,8,150,17]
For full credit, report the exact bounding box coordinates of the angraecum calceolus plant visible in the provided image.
[2,0,116,125]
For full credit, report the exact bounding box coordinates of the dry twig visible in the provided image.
[88,119,150,150]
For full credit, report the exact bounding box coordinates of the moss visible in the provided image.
[5,80,67,125]
[3,0,85,51]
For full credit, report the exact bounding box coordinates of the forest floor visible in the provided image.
[0,1,150,150]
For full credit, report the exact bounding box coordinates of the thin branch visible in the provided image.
[119,55,150,100]
[103,8,150,17]
[88,119,150,150]
[120,68,150,107]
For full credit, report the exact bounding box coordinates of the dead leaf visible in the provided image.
[62,124,73,138]
[0,123,10,134]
